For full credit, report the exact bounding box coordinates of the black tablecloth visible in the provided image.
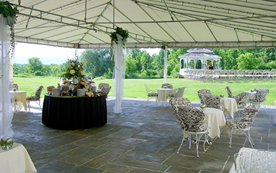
[42,95,107,130]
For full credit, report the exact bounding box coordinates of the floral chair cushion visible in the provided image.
[198,89,212,104]
[169,97,192,113]
[250,88,269,103]
[226,86,233,98]
[177,106,207,132]
[26,86,44,101]
[234,92,250,109]
[148,92,158,97]
[201,94,221,109]
[161,83,173,89]
[98,83,112,95]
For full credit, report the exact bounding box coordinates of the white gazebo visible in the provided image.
[179,48,222,76]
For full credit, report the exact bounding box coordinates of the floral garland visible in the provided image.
[0,1,19,58]
[110,27,129,59]
[64,59,85,79]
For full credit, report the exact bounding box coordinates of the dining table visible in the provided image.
[9,90,27,111]
[157,88,176,107]
[202,108,226,140]
[220,97,238,119]
[0,143,37,173]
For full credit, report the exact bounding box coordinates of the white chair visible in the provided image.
[169,87,186,98]
[26,86,44,112]
[144,84,158,106]
[176,106,209,157]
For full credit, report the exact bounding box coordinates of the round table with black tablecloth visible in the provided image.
[42,95,107,130]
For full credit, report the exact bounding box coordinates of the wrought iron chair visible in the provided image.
[227,106,258,148]
[26,85,44,112]
[226,86,234,98]
[144,84,158,106]
[233,92,250,118]
[201,94,222,110]
[249,88,269,112]
[98,83,112,98]
[176,106,209,157]
[198,89,212,105]
[161,83,173,89]
[169,87,186,98]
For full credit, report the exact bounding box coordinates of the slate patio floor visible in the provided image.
[11,97,276,173]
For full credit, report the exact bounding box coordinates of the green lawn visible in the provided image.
[13,77,276,105]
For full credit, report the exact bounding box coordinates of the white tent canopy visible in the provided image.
[7,0,276,49]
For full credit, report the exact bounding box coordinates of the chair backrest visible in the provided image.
[226,86,233,98]
[201,94,221,109]
[35,86,44,99]
[169,97,192,113]
[98,83,112,95]
[253,88,269,102]
[172,87,186,98]
[9,83,18,91]
[177,106,206,132]
[161,83,173,89]
[234,92,250,109]
[198,89,212,104]
[144,84,150,93]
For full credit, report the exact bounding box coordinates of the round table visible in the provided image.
[42,95,107,130]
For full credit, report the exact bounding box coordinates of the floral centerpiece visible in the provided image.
[64,59,85,80]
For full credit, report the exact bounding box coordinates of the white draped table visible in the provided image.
[9,91,27,111]
[220,97,238,119]
[203,108,226,140]
[0,143,37,173]
[157,88,176,107]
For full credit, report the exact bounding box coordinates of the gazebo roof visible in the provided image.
[179,48,222,60]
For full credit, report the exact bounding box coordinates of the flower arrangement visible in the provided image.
[64,59,85,79]
[0,1,19,58]
[110,27,129,59]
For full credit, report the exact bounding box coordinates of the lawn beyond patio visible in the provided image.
[13,77,276,105]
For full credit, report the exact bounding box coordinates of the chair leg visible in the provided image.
[229,128,234,148]
[241,129,254,148]
[177,132,186,154]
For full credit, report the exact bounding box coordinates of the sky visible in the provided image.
[14,43,161,65]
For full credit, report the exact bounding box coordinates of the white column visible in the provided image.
[0,15,14,138]
[163,46,167,84]
[113,35,126,114]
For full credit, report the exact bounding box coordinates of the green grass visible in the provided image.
[13,77,276,105]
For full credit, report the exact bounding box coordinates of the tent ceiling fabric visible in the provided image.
[8,0,276,49]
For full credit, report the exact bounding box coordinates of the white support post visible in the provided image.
[164,46,167,84]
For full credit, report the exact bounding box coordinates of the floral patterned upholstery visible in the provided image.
[26,86,44,101]
[201,94,221,109]
[26,86,44,111]
[98,83,112,96]
[198,89,212,104]
[161,83,173,89]
[177,106,207,132]
[234,92,250,109]
[176,106,209,157]
[226,105,258,148]
[250,88,269,103]
[226,86,233,98]
[169,97,192,114]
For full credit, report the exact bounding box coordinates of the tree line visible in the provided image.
[13,48,276,78]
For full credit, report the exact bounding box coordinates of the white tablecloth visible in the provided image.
[0,143,37,173]
[220,97,238,118]
[157,88,176,106]
[203,108,226,140]
[10,91,27,111]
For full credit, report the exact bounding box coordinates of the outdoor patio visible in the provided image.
[11,97,276,173]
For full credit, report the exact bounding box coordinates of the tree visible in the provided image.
[80,49,113,77]
[237,53,260,69]
[26,57,43,75]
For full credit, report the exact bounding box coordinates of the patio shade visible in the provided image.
[7,0,276,49]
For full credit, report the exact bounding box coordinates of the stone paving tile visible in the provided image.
[11,98,276,173]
